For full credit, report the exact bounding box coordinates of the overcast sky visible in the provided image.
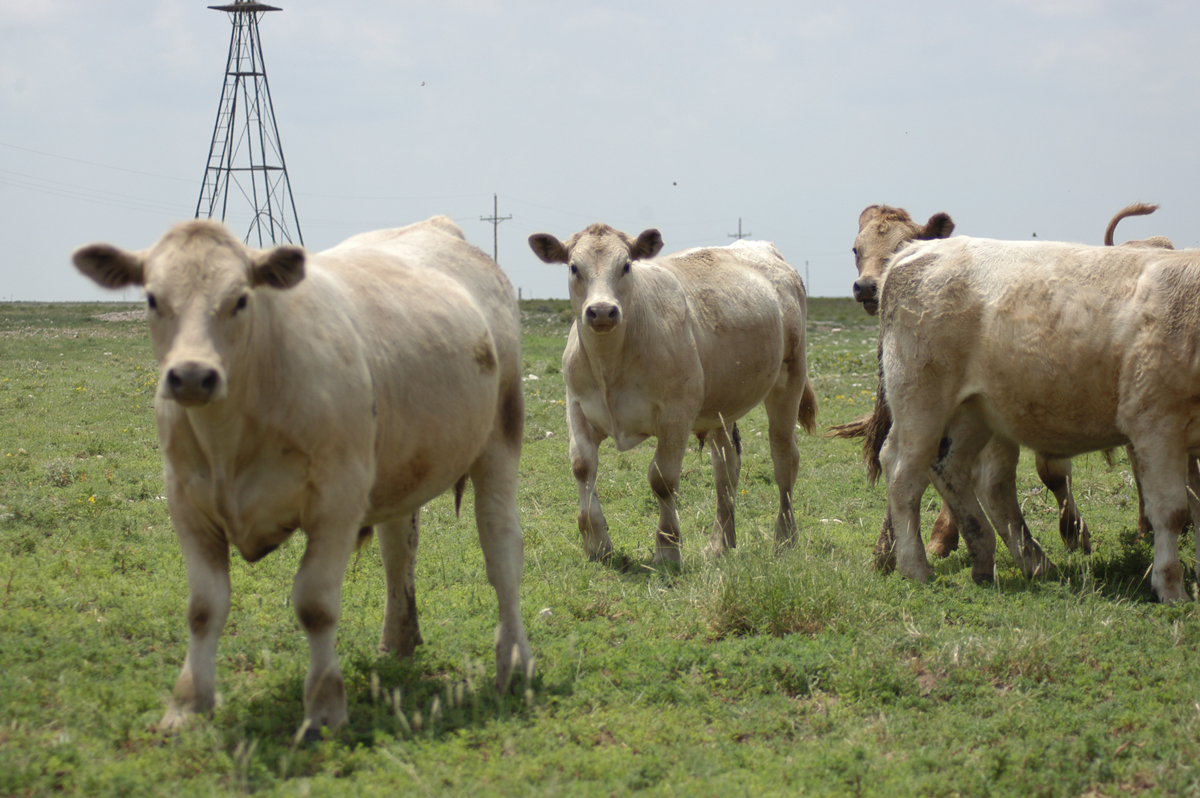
[2,0,1197,303]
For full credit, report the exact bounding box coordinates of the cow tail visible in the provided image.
[453,474,468,517]
[823,412,873,440]
[863,380,892,487]
[797,379,818,435]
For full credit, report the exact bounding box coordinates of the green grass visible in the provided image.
[2,299,1199,796]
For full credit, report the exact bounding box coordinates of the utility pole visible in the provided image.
[480,194,512,263]
[728,218,751,240]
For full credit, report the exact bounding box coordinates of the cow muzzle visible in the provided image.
[852,277,879,316]
[164,361,223,406]
[584,301,621,333]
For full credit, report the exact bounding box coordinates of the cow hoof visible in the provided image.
[872,548,897,574]
[971,570,995,586]
[926,538,958,559]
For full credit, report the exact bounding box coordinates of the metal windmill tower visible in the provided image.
[196,1,303,247]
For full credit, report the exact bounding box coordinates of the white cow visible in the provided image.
[528,224,817,562]
[73,217,532,734]
[871,235,1200,601]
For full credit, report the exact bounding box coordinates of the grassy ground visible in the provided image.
[2,298,1198,797]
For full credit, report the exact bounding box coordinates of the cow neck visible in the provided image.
[578,322,629,389]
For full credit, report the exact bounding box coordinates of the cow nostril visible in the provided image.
[201,372,218,393]
[585,307,597,320]
[605,307,619,321]
[167,370,183,389]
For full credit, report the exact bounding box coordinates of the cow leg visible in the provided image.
[291,522,360,732]
[763,383,802,548]
[1133,442,1190,603]
[649,430,689,563]
[975,437,1055,578]
[879,429,936,584]
[1034,453,1089,553]
[568,400,612,560]
[927,503,960,558]
[378,514,423,657]
[159,520,231,731]
[928,414,999,585]
[705,421,741,555]
[469,441,533,692]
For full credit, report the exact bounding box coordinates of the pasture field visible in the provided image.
[2,298,1199,797]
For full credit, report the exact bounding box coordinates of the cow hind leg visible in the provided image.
[568,401,612,560]
[880,431,936,584]
[469,442,533,692]
[927,412,999,585]
[1133,441,1191,602]
[1034,453,1089,553]
[975,438,1054,578]
[377,515,423,657]
[705,421,742,555]
[763,383,803,548]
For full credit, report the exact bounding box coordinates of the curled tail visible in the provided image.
[1104,202,1159,246]
[798,378,818,434]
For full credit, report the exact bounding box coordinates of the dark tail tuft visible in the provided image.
[797,379,818,435]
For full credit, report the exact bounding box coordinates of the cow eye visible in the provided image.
[569,264,579,277]
[234,295,248,314]
[622,261,631,275]
[146,293,158,311]
[852,247,858,257]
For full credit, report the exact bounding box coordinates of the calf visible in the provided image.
[529,224,817,561]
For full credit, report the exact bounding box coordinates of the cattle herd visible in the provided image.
[70,200,1196,735]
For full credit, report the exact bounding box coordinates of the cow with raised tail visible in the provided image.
[73,216,532,735]
[528,224,817,562]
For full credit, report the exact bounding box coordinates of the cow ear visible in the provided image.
[631,229,663,260]
[250,246,306,289]
[920,212,955,240]
[528,233,569,264]
[72,244,146,289]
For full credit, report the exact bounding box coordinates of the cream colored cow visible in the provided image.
[871,236,1200,601]
[529,224,817,562]
[73,216,532,735]
[841,204,1088,565]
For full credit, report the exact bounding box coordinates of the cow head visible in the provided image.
[73,220,305,408]
[852,205,954,315]
[529,224,663,334]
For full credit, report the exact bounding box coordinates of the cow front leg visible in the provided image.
[159,522,231,732]
[1034,453,1089,553]
[705,421,741,555]
[567,400,611,560]
[649,432,688,563]
[292,521,360,733]
[470,442,533,692]
[378,515,423,657]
